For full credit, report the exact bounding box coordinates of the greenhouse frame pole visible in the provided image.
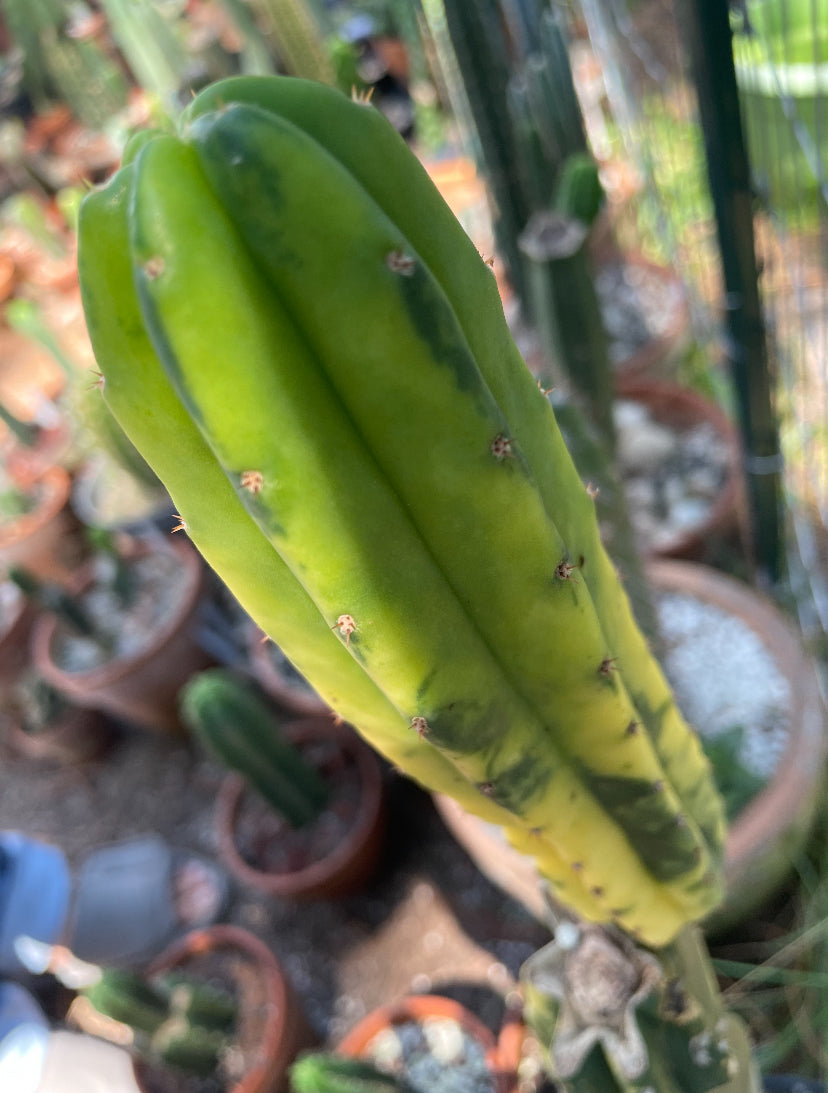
[681,0,784,586]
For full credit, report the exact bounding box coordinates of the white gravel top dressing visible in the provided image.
[366,1017,495,1093]
[656,591,791,778]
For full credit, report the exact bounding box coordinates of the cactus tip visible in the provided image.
[586,481,600,500]
[90,369,105,391]
[598,656,617,677]
[625,720,639,737]
[478,781,495,797]
[171,515,187,534]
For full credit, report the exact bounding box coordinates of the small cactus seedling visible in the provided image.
[81,967,236,1078]
[180,669,329,828]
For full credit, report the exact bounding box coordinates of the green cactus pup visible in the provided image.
[181,669,329,828]
[82,967,236,1078]
[77,74,754,1093]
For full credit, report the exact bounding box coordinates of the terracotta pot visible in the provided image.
[32,538,214,733]
[3,704,112,764]
[336,993,525,1093]
[0,252,15,301]
[5,421,73,488]
[246,625,329,719]
[216,719,386,900]
[0,465,79,585]
[0,581,35,697]
[140,925,316,1093]
[648,560,827,935]
[613,376,748,560]
[434,561,826,934]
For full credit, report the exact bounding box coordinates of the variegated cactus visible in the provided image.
[78,76,725,952]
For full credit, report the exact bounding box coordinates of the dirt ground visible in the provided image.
[0,708,551,1047]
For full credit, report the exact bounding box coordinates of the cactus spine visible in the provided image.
[181,669,329,827]
[78,76,724,950]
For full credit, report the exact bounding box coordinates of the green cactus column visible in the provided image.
[77,74,756,1093]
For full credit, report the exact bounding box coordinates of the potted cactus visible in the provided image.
[78,74,763,1092]
[2,667,112,764]
[331,995,526,1093]
[73,925,314,1093]
[0,463,77,584]
[181,669,387,900]
[26,533,214,732]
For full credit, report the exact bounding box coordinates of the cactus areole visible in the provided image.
[78,76,726,950]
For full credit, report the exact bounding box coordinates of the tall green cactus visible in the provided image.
[78,75,725,953]
[181,669,329,827]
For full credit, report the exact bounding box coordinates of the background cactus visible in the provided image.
[82,967,236,1078]
[77,74,753,1092]
[180,668,329,828]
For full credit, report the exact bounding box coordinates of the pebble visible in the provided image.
[613,399,730,551]
[657,591,790,778]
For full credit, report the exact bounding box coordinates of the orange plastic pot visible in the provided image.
[336,993,525,1093]
[216,719,386,900]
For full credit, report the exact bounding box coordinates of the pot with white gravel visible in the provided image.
[612,377,747,560]
[434,560,826,934]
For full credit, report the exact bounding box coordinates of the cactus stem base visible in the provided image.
[521,904,760,1093]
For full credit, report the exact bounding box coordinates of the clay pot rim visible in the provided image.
[143,924,291,1093]
[336,993,523,1093]
[245,623,329,719]
[614,376,744,559]
[216,718,385,899]
[646,559,826,873]
[32,536,205,690]
[0,465,72,547]
[3,704,111,764]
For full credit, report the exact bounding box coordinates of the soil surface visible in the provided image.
[0,709,550,1054]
